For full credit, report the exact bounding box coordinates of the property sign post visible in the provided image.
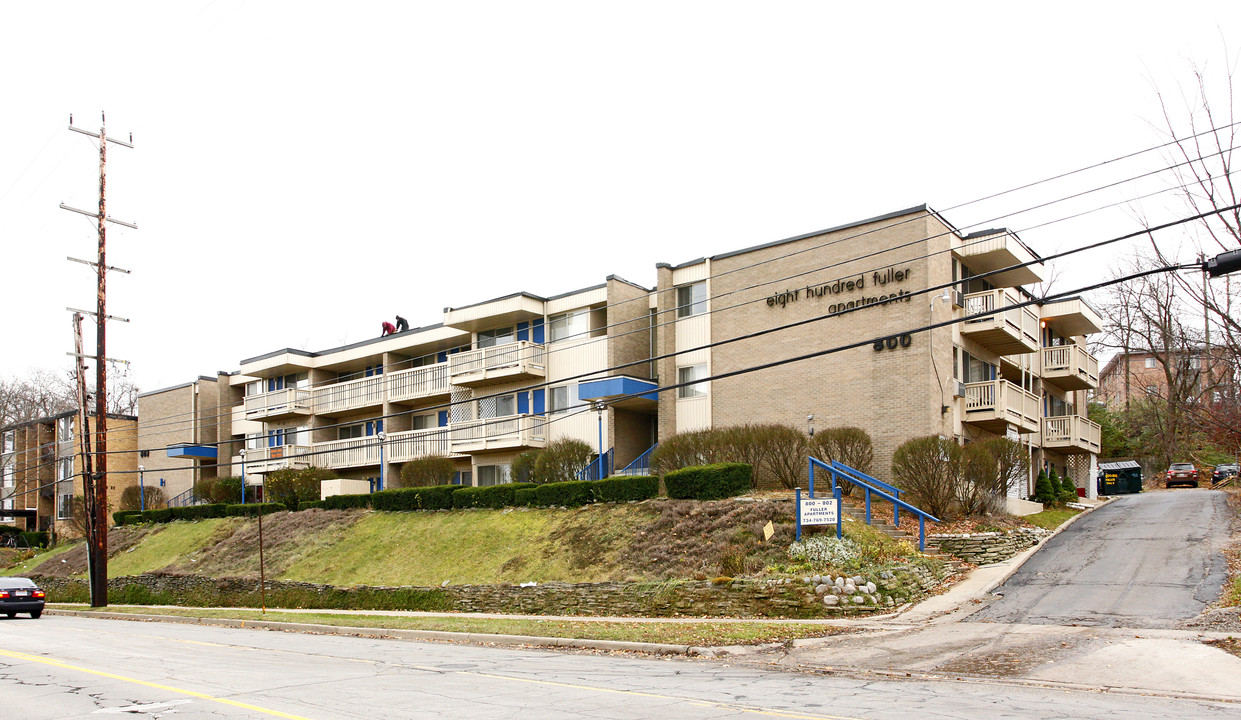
[795,486,842,541]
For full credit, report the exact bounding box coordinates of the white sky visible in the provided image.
[1,1,1238,392]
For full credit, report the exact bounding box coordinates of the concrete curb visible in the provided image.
[45,609,703,656]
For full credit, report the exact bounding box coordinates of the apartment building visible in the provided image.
[138,204,1102,504]
[211,276,656,495]
[0,411,138,538]
[136,374,239,506]
[1097,347,1237,410]
[654,205,1103,500]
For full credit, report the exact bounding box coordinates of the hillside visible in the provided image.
[17,498,831,587]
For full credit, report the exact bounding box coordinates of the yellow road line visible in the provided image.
[0,648,315,720]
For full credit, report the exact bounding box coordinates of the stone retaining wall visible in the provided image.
[930,527,1050,565]
[34,562,950,618]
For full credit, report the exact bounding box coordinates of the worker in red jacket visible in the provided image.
[381,321,396,336]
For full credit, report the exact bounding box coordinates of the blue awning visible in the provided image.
[167,444,217,460]
[578,376,658,407]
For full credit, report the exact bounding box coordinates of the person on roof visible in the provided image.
[381,321,396,336]
[395,315,409,333]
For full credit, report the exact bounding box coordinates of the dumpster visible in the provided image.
[1097,460,1142,495]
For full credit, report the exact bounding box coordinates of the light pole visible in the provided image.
[239,449,247,504]
[592,402,606,479]
[138,465,145,511]
[377,431,387,491]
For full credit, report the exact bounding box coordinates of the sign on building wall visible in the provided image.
[800,496,839,525]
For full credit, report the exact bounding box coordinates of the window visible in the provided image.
[245,433,264,450]
[962,352,994,384]
[678,364,708,398]
[548,310,589,343]
[58,417,73,444]
[1144,357,1156,369]
[478,394,517,419]
[339,424,364,441]
[676,282,707,318]
[1145,385,1158,395]
[549,384,583,413]
[960,265,994,295]
[1190,356,1201,369]
[477,326,516,348]
[411,414,436,430]
[477,464,511,487]
[57,493,73,520]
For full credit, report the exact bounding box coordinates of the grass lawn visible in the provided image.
[1021,507,1082,531]
[48,604,848,646]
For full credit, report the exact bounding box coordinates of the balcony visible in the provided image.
[239,445,313,474]
[449,414,548,454]
[962,380,1040,433]
[314,436,381,470]
[956,230,1044,287]
[1043,415,1102,454]
[448,341,546,387]
[388,363,451,404]
[312,375,384,416]
[961,289,1039,356]
[244,389,313,421]
[1041,298,1103,337]
[1041,345,1099,391]
[388,428,452,462]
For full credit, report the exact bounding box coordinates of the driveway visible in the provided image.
[968,490,1232,628]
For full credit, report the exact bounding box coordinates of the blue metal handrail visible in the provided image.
[807,456,940,551]
[617,443,657,476]
[829,460,903,526]
[576,448,614,481]
[166,486,197,508]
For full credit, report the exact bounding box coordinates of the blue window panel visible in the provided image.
[532,318,545,344]
[516,321,530,342]
[438,411,449,427]
[517,391,529,415]
[532,388,545,414]
[438,351,447,363]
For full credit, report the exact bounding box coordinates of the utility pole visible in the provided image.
[71,313,95,578]
[62,113,135,608]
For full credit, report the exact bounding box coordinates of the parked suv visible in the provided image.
[1165,462,1200,489]
[1212,464,1239,486]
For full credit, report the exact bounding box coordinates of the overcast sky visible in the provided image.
[2,1,1238,392]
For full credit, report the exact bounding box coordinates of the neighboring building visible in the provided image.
[136,375,241,506]
[0,411,138,539]
[1097,347,1237,410]
[142,204,1104,505]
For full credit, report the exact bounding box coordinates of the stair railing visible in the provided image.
[808,456,941,551]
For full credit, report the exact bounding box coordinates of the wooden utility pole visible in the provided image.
[62,113,135,607]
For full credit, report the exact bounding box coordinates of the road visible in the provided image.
[2,614,1238,719]
[969,490,1232,628]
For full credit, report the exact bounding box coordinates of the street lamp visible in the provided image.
[138,465,145,511]
[592,402,607,479]
[377,431,387,491]
[239,449,247,504]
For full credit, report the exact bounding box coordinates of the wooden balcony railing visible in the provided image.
[387,363,451,403]
[1041,345,1099,390]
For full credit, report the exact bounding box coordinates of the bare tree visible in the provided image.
[0,367,139,428]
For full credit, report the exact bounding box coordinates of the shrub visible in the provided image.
[513,487,538,506]
[19,532,48,548]
[664,463,752,500]
[1057,469,1078,503]
[452,483,535,509]
[810,427,874,496]
[369,484,462,511]
[788,536,860,568]
[299,500,325,510]
[265,467,334,510]
[533,438,595,484]
[593,475,659,502]
[198,476,243,505]
[653,424,812,489]
[399,455,456,488]
[1033,469,1058,505]
[0,524,19,538]
[120,484,166,511]
[113,510,143,526]
[225,502,286,517]
[140,508,173,523]
[979,437,1030,499]
[511,450,541,483]
[955,443,1005,516]
[891,436,959,520]
[322,492,372,511]
[533,480,597,507]
[170,504,228,521]
[650,429,719,475]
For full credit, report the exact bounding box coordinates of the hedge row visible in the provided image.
[113,502,286,526]
[664,463,752,500]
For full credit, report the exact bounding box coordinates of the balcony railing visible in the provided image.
[312,375,385,415]
[315,437,382,470]
[387,363,451,403]
[239,445,313,472]
[448,341,546,387]
[962,289,1040,355]
[244,388,313,420]
[963,380,1040,433]
[449,414,547,453]
[388,428,452,462]
[1043,415,1102,454]
[1041,345,1099,391]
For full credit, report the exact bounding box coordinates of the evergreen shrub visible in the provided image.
[593,475,659,502]
[513,487,538,506]
[663,463,752,500]
[452,483,535,509]
[322,492,372,511]
[225,502,286,517]
[533,480,596,507]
